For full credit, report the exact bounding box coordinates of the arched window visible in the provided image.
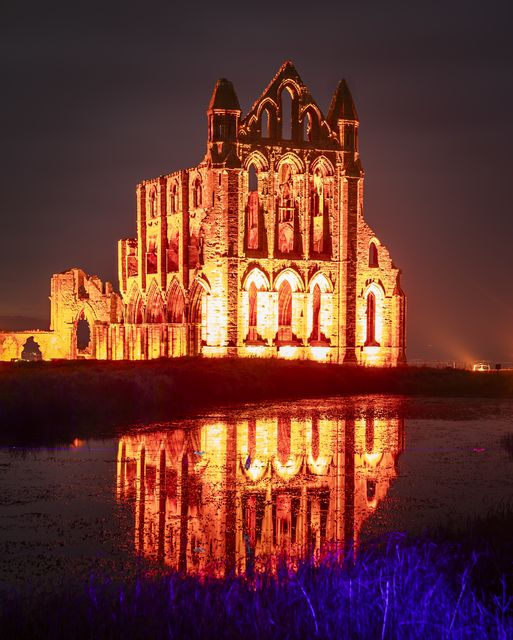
[281,88,293,140]
[314,169,325,213]
[277,162,295,254]
[167,227,179,272]
[248,282,258,341]
[193,178,202,208]
[247,192,259,250]
[277,280,292,342]
[147,289,164,323]
[247,164,259,251]
[135,301,143,324]
[21,336,42,361]
[311,284,321,342]
[344,124,354,150]
[279,163,293,218]
[167,285,185,323]
[249,164,258,192]
[369,242,379,268]
[261,107,271,138]
[76,313,91,351]
[302,112,311,141]
[365,292,378,346]
[146,235,158,274]
[170,183,178,214]
[311,168,326,254]
[149,187,158,217]
[302,110,318,142]
[128,294,144,324]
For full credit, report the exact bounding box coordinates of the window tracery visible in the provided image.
[277,163,295,254]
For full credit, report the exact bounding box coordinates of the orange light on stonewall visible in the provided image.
[0,63,406,367]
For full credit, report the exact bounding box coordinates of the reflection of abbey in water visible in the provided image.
[0,61,406,364]
[117,406,404,575]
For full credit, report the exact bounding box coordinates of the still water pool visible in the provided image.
[1,395,513,594]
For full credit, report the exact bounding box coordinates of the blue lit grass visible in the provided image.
[2,530,512,639]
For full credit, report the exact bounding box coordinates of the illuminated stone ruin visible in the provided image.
[0,61,406,364]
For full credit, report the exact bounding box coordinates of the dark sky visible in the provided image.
[1,0,512,363]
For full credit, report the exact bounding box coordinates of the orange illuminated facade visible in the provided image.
[116,402,404,575]
[0,61,406,364]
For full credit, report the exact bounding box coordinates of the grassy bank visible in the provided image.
[1,358,513,444]
[2,512,513,640]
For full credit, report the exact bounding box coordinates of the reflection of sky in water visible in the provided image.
[1,396,513,591]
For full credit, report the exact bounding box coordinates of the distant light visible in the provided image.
[472,362,490,372]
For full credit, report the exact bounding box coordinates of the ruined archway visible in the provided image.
[21,336,42,361]
[74,306,96,358]
[76,316,91,352]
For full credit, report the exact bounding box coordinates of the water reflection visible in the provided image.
[116,402,404,576]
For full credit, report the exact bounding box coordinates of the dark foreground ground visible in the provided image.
[2,508,513,639]
[1,358,513,444]
[2,359,513,637]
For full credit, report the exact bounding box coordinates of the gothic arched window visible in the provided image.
[149,186,158,218]
[247,165,259,250]
[167,285,185,323]
[365,292,379,346]
[170,183,178,214]
[146,235,158,274]
[193,178,202,208]
[277,280,293,342]
[311,167,328,254]
[261,107,271,138]
[302,110,319,142]
[369,242,379,268]
[277,163,295,254]
[311,284,321,342]
[281,88,293,140]
[248,282,258,341]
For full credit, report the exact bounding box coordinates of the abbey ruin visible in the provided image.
[0,62,406,365]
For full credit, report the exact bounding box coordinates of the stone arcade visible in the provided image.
[0,62,406,365]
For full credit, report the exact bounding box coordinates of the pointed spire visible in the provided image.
[327,79,358,126]
[208,78,241,112]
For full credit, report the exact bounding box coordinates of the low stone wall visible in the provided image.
[0,331,68,361]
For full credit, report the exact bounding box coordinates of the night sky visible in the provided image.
[2,0,512,363]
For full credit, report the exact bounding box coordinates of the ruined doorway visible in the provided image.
[77,318,91,351]
[21,336,42,361]
[76,311,93,356]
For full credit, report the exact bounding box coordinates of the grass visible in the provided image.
[2,519,513,639]
[1,358,513,445]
